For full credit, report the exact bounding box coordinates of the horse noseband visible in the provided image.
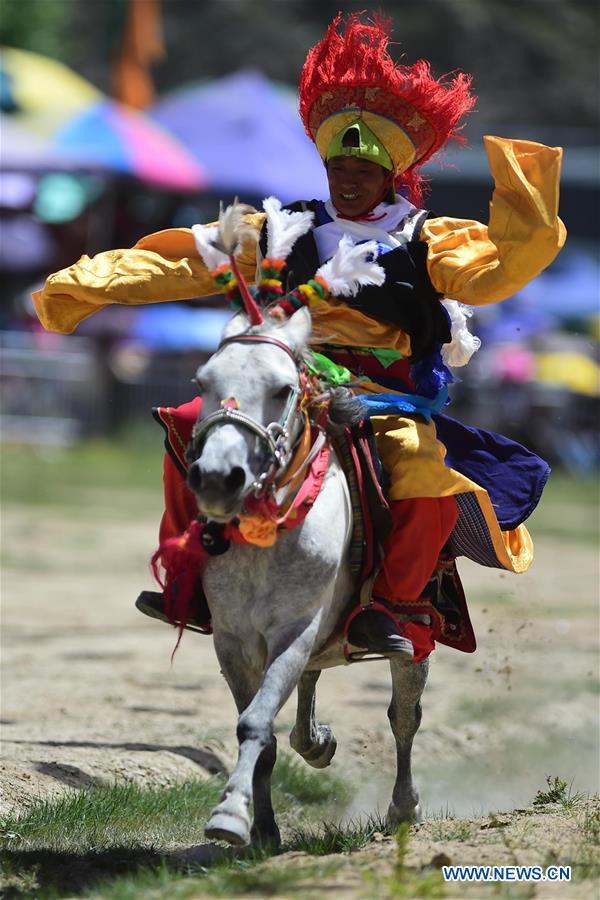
[189,331,305,501]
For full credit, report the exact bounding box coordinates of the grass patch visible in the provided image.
[83,854,342,899]
[580,805,600,844]
[428,818,472,842]
[532,776,585,812]
[365,822,445,898]
[571,803,600,882]
[286,811,388,855]
[527,471,599,544]
[456,694,517,721]
[0,779,226,853]
[0,756,348,857]
[0,758,354,898]
[1,430,162,507]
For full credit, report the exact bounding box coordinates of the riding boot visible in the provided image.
[348,497,459,658]
[135,587,212,633]
[347,601,414,657]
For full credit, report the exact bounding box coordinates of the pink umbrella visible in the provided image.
[52,99,207,191]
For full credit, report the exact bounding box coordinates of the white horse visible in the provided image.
[182,304,428,848]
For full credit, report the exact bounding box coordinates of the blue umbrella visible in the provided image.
[516,250,600,318]
[131,304,231,351]
[150,70,328,202]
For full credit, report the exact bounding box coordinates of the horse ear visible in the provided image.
[281,306,311,354]
[221,311,249,341]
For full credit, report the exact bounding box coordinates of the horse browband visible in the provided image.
[217,333,300,365]
[190,332,303,468]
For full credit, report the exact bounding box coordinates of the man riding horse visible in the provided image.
[33,13,565,662]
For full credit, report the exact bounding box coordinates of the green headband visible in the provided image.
[325,119,394,171]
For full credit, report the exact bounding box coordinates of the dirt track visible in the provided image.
[1,484,599,895]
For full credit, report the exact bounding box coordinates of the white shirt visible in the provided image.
[313,197,426,264]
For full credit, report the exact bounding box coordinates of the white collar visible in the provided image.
[324,197,413,231]
[312,196,417,264]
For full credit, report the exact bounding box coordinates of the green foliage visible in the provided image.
[1,432,162,507]
[286,811,388,855]
[527,473,600,545]
[428,818,473,842]
[379,823,445,899]
[0,756,347,858]
[78,854,342,899]
[0,779,225,853]
[580,805,600,843]
[0,763,354,897]
[533,776,585,811]
[0,0,73,60]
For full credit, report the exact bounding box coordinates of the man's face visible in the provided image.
[326,155,390,217]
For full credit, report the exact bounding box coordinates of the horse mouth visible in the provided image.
[196,498,243,523]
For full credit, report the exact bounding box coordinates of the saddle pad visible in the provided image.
[335,419,392,587]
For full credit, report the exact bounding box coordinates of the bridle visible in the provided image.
[188,333,308,500]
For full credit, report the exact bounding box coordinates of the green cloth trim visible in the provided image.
[306,352,352,386]
[355,347,403,369]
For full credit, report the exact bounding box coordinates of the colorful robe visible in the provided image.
[32,136,565,579]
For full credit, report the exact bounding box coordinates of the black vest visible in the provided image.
[258,200,451,363]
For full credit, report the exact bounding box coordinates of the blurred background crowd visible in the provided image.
[0,0,598,473]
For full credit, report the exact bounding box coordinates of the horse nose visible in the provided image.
[187,463,246,498]
[187,461,203,492]
[225,466,245,494]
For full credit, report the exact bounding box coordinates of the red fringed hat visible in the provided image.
[299,13,476,204]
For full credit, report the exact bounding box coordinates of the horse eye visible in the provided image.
[273,386,292,400]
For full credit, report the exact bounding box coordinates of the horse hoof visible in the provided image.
[387,800,421,827]
[205,812,250,846]
[290,725,337,768]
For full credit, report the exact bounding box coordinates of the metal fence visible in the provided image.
[0,331,105,445]
[0,330,207,445]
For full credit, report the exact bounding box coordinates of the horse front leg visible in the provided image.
[205,613,322,847]
[387,657,428,826]
[289,669,337,768]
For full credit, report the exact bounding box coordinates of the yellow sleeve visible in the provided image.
[32,213,266,334]
[421,136,567,305]
[309,297,412,356]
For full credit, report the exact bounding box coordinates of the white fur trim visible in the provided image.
[316,235,386,297]
[441,300,481,367]
[262,196,314,260]
[191,224,229,271]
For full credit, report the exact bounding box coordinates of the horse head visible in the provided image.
[185,308,312,522]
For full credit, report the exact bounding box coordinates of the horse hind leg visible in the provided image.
[387,657,428,826]
[289,669,337,769]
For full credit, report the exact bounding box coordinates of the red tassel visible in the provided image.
[229,255,264,326]
[151,519,208,651]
